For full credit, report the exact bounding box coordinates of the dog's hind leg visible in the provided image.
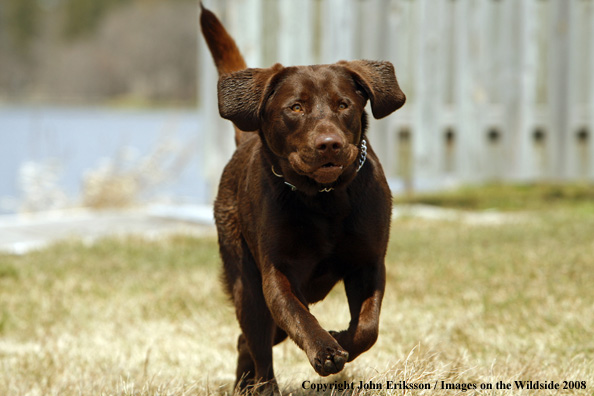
[273,327,287,345]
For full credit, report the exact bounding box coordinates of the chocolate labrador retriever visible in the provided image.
[200,5,405,395]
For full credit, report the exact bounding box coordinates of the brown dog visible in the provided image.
[200,5,405,395]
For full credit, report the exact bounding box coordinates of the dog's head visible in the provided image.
[217,60,405,188]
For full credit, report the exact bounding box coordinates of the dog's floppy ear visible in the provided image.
[339,60,406,119]
[217,63,284,132]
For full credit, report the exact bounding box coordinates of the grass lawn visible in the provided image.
[1,185,593,395]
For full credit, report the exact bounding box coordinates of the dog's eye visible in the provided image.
[290,104,303,112]
[338,102,348,110]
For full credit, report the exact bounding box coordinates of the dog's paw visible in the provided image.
[313,344,349,376]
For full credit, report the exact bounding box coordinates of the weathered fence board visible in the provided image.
[199,0,594,195]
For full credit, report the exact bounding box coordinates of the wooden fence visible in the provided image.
[198,0,594,194]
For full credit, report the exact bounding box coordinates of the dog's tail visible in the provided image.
[200,3,248,146]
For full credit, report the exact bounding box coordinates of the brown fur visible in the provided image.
[199,4,248,145]
[200,5,405,395]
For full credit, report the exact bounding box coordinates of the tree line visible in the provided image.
[0,0,198,106]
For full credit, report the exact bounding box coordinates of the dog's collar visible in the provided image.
[272,139,368,193]
[356,138,368,172]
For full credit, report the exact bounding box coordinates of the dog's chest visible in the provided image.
[274,210,348,256]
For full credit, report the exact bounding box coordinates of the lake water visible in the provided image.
[0,106,209,215]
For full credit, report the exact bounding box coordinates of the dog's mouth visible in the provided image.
[313,163,344,184]
[288,146,358,185]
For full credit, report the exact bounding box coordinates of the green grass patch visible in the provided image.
[1,205,593,395]
[394,182,594,211]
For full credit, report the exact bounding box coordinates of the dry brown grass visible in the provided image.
[1,205,593,395]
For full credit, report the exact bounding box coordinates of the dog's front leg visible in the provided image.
[331,262,386,362]
[261,266,349,376]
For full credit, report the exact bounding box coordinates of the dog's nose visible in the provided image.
[315,134,343,154]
